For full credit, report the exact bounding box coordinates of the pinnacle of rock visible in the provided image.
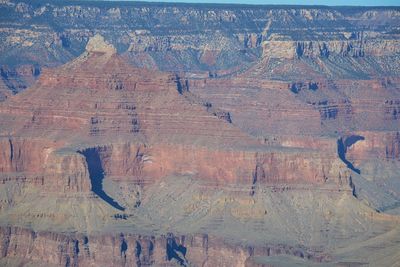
[85,34,116,54]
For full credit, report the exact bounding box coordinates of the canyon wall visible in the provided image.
[0,226,331,267]
[0,1,399,267]
[0,1,399,93]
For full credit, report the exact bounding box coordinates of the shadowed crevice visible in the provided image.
[8,138,13,162]
[337,135,365,175]
[78,148,125,211]
[166,234,188,266]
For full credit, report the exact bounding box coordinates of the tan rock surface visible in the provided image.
[0,7,399,264]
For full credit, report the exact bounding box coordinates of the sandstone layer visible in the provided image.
[0,1,399,267]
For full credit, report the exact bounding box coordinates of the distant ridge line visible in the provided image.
[19,0,400,9]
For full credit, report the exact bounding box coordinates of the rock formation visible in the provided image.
[0,1,399,267]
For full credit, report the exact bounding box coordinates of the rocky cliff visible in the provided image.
[0,1,399,91]
[0,1,399,267]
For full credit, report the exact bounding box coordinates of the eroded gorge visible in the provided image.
[0,1,399,266]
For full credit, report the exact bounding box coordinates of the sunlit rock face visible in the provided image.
[0,1,400,267]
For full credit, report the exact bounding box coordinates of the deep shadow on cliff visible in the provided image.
[78,148,125,211]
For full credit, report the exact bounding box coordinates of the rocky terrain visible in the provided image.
[0,1,399,267]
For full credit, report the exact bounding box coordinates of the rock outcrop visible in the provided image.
[0,1,399,90]
[85,33,117,55]
[0,35,345,189]
[0,1,399,267]
[0,226,334,267]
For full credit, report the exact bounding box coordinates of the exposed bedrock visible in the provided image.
[0,138,350,213]
[335,132,400,213]
[146,144,347,185]
[58,142,349,187]
[0,15,398,264]
[189,76,400,138]
[1,1,399,91]
[0,138,91,193]
[0,36,353,219]
[263,38,400,59]
[0,138,54,173]
[55,143,350,185]
[345,131,400,161]
[0,78,11,102]
[0,226,331,267]
[43,149,91,193]
[0,65,41,94]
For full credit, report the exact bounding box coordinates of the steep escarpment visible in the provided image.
[0,226,335,267]
[0,34,347,189]
[0,2,399,266]
[0,34,349,201]
[1,176,399,266]
[190,69,400,215]
[0,1,399,92]
[0,33,384,267]
[264,34,399,60]
[0,64,41,95]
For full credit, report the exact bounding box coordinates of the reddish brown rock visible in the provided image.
[0,34,345,192]
[0,226,331,267]
[0,32,398,267]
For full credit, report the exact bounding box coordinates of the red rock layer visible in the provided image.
[0,226,330,267]
[0,40,345,191]
[81,143,345,186]
[346,131,400,161]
